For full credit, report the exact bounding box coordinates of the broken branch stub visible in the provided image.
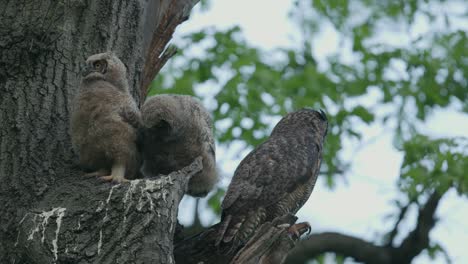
[230,214,308,264]
[174,214,309,264]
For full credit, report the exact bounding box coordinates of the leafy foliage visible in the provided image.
[149,0,468,246]
[207,187,225,216]
[399,135,467,199]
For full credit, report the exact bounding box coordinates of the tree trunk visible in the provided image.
[0,0,197,262]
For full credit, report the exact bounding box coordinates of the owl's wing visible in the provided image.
[222,139,321,213]
[119,105,141,130]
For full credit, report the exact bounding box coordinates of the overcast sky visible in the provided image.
[174,1,468,263]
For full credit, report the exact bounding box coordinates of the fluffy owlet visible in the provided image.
[140,94,217,197]
[215,108,328,248]
[70,52,141,183]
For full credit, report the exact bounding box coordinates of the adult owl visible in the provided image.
[70,52,140,183]
[140,94,217,197]
[215,108,328,248]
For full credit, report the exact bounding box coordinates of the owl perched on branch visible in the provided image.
[140,94,217,197]
[215,108,328,249]
[70,52,141,183]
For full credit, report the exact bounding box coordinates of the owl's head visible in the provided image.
[81,52,129,91]
[272,108,328,138]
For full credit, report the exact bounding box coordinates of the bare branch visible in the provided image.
[285,232,390,264]
[285,191,443,264]
[385,202,411,247]
[391,191,441,263]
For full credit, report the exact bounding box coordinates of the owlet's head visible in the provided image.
[81,52,129,91]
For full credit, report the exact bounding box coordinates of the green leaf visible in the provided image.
[207,188,226,216]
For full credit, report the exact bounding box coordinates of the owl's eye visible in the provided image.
[93,60,107,73]
[93,61,102,70]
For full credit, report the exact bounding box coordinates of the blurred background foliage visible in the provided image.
[148,0,467,261]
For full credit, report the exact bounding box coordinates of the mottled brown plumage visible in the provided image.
[70,52,140,183]
[216,108,328,249]
[140,94,217,197]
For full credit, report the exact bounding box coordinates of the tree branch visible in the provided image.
[285,191,443,264]
[285,232,390,264]
[391,191,441,263]
[385,202,411,247]
[140,0,198,102]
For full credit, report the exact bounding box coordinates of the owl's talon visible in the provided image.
[84,169,108,178]
[100,175,128,183]
[287,222,311,239]
[98,163,128,183]
[276,223,291,229]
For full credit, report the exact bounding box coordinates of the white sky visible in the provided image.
[174,1,468,263]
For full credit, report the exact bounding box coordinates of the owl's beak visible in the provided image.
[318,109,327,121]
[81,64,92,77]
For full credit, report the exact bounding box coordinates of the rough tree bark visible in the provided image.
[0,0,197,263]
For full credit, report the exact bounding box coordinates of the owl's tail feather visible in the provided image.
[222,216,244,244]
[215,217,228,246]
[215,214,232,246]
[214,214,246,255]
[214,214,247,248]
[215,210,265,253]
[230,211,262,245]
